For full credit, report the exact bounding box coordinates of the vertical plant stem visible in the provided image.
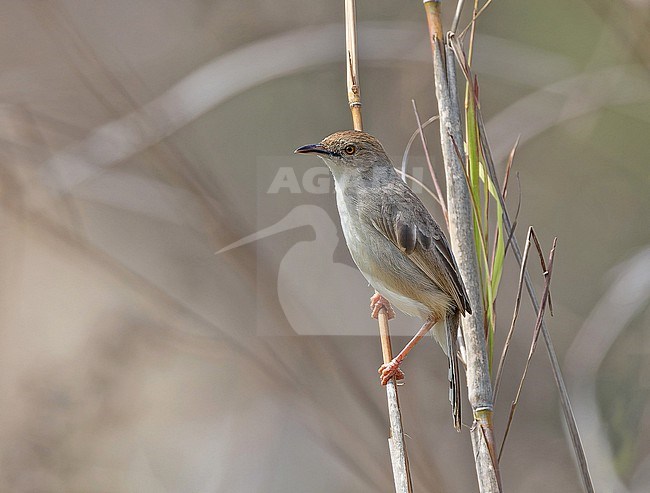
[475,100,595,493]
[345,0,363,131]
[379,317,413,493]
[345,1,412,491]
[423,1,501,491]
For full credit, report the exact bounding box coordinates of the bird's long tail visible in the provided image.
[445,312,462,431]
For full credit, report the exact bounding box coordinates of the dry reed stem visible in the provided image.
[345,1,412,491]
[499,237,557,460]
[471,60,595,493]
[424,1,501,491]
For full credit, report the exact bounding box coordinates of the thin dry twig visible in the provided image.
[503,173,521,258]
[477,104,594,491]
[395,169,445,209]
[493,226,534,401]
[411,100,447,220]
[345,1,412,491]
[499,238,558,460]
[401,114,439,180]
[458,0,494,39]
[528,227,554,316]
[501,137,519,198]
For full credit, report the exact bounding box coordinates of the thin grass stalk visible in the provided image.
[401,114,439,183]
[472,90,595,493]
[454,19,593,482]
[448,18,592,487]
[423,1,501,491]
[345,1,412,491]
[499,238,557,460]
[395,169,445,209]
[461,0,502,363]
[411,100,447,220]
[493,226,535,401]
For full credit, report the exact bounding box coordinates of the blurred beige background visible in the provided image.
[0,1,648,491]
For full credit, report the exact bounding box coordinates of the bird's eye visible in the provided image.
[344,144,356,155]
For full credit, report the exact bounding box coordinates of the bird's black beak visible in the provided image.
[294,143,330,156]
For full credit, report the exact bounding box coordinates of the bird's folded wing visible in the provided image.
[371,191,471,315]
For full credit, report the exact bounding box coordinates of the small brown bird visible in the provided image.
[295,130,471,430]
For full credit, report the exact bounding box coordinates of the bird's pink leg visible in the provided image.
[370,292,395,320]
[378,318,435,385]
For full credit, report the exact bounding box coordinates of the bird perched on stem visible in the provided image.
[295,130,471,430]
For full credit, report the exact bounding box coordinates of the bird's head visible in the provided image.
[294,130,390,174]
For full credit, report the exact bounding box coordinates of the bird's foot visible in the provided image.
[378,358,405,385]
[370,293,395,320]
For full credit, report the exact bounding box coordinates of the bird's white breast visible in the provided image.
[333,177,431,320]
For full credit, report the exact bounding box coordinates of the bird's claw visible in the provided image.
[370,293,395,320]
[378,359,404,385]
